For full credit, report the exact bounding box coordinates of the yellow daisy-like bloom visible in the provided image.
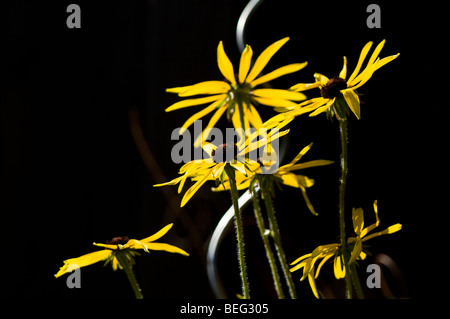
[54,223,189,278]
[166,37,307,146]
[212,143,333,215]
[282,40,399,120]
[289,200,402,298]
[154,126,289,207]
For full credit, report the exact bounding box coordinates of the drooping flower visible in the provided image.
[166,37,307,146]
[54,223,189,278]
[212,143,333,215]
[154,125,289,207]
[278,40,399,121]
[290,201,401,298]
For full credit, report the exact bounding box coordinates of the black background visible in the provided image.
[2,0,448,301]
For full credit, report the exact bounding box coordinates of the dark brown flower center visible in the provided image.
[320,77,347,99]
[106,236,129,245]
[211,143,238,163]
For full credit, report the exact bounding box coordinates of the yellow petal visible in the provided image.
[145,242,189,256]
[366,39,386,69]
[193,105,228,147]
[283,160,334,172]
[341,89,360,119]
[178,81,231,97]
[349,237,362,264]
[128,239,149,252]
[300,185,317,216]
[347,41,373,85]
[166,85,193,94]
[308,273,320,299]
[179,103,218,135]
[246,103,263,129]
[250,62,307,87]
[360,200,380,237]
[252,88,306,101]
[245,37,290,84]
[313,73,330,86]
[141,223,173,243]
[54,250,112,278]
[309,98,335,117]
[290,253,312,266]
[290,82,320,92]
[181,169,213,207]
[252,96,299,108]
[339,56,347,80]
[217,41,236,85]
[362,223,402,242]
[238,45,253,84]
[352,207,364,236]
[165,94,227,112]
[333,253,346,279]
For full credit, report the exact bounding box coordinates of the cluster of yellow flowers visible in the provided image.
[55,37,401,299]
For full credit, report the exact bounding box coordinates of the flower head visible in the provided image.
[290,201,401,298]
[54,223,189,278]
[166,37,307,146]
[212,143,333,215]
[281,40,399,120]
[154,125,289,207]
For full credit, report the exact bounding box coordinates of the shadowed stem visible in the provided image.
[262,190,298,299]
[338,118,364,299]
[224,164,250,299]
[252,188,285,298]
[115,252,143,299]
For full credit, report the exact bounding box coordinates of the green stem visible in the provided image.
[252,188,285,299]
[338,118,354,299]
[224,164,250,299]
[115,252,143,299]
[262,190,298,299]
[350,262,365,299]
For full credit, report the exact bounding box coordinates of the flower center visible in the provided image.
[106,236,129,245]
[211,143,238,163]
[320,77,347,99]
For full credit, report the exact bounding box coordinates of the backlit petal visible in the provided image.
[165,94,226,112]
[238,45,253,84]
[245,37,290,84]
[217,41,236,85]
[341,89,361,119]
[141,223,173,243]
[250,62,307,87]
[145,243,189,256]
[347,41,373,85]
[252,88,306,101]
[178,81,230,97]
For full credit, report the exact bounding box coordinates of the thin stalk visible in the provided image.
[252,188,285,298]
[350,262,365,299]
[115,252,143,299]
[224,164,250,299]
[338,118,354,299]
[262,191,298,299]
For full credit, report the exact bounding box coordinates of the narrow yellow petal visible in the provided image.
[352,207,365,236]
[308,273,320,299]
[290,82,320,92]
[245,37,290,84]
[166,85,193,94]
[347,41,373,85]
[341,89,360,119]
[193,105,228,147]
[246,103,263,129]
[250,62,307,87]
[141,223,173,243]
[181,169,213,207]
[339,56,347,80]
[362,224,402,242]
[178,81,230,97]
[333,254,346,279]
[349,237,362,264]
[217,41,236,85]
[309,98,335,117]
[313,73,329,86]
[252,88,306,101]
[55,250,112,278]
[300,185,318,216]
[179,103,218,135]
[145,242,189,256]
[238,45,253,84]
[252,96,299,108]
[165,94,226,112]
[290,253,312,266]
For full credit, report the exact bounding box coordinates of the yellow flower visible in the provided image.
[166,37,307,146]
[290,200,402,298]
[154,125,289,207]
[54,223,189,278]
[284,40,399,120]
[212,143,333,215]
